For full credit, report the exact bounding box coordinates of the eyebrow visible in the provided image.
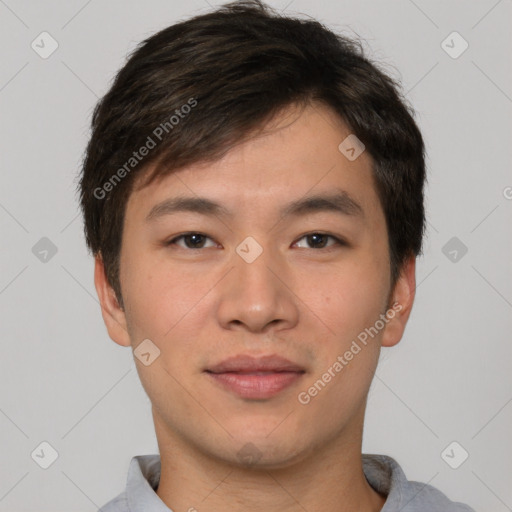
[145,190,365,223]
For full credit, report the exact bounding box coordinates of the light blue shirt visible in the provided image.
[98,453,476,511]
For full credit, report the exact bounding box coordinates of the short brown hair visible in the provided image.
[78,0,426,308]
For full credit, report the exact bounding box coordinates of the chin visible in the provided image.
[208,431,311,470]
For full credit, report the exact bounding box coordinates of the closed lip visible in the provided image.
[205,354,305,374]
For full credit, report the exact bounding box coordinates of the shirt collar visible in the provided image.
[126,454,170,511]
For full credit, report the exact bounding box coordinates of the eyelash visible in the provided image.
[164,232,347,251]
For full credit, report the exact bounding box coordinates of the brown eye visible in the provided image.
[294,233,344,249]
[166,233,216,249]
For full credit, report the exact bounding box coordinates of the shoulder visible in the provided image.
[362,453,476,512]
[97,491,129,512]
[402,479,476,511]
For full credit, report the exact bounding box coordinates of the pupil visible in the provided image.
[188,234,203,247]
[309,234,325,248]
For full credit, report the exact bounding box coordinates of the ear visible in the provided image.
[381,254,416,348]
[94,254,131,347]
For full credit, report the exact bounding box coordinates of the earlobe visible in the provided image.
[381,255,416,348]
[93,255,131,347]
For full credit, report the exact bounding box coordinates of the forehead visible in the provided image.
[126,102,382,225]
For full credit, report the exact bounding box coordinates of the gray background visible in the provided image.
[0,0,511,510]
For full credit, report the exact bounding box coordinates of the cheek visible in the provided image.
[300,266,388,410]
[120,251,180,340]
[302,270,386,395]
[122,252,217,351]
[311,261,388,342]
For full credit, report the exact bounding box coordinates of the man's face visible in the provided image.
[98,102,413,468]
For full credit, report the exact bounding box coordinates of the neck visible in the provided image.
[153,411,386,512]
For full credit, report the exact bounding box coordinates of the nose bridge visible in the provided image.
[235,237,278,291]
[216,235,298,333]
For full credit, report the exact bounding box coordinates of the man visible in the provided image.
[78,1,475,510]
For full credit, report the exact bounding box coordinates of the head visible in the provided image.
[79,0,426,467]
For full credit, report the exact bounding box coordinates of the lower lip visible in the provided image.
[206,371,304,399]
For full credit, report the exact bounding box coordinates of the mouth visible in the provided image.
[204,354,306,400]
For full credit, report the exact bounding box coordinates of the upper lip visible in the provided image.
[206,354,305,373]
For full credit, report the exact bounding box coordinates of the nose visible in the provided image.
[216,244,299,334]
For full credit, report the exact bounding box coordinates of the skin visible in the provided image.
[95,101,416,512]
